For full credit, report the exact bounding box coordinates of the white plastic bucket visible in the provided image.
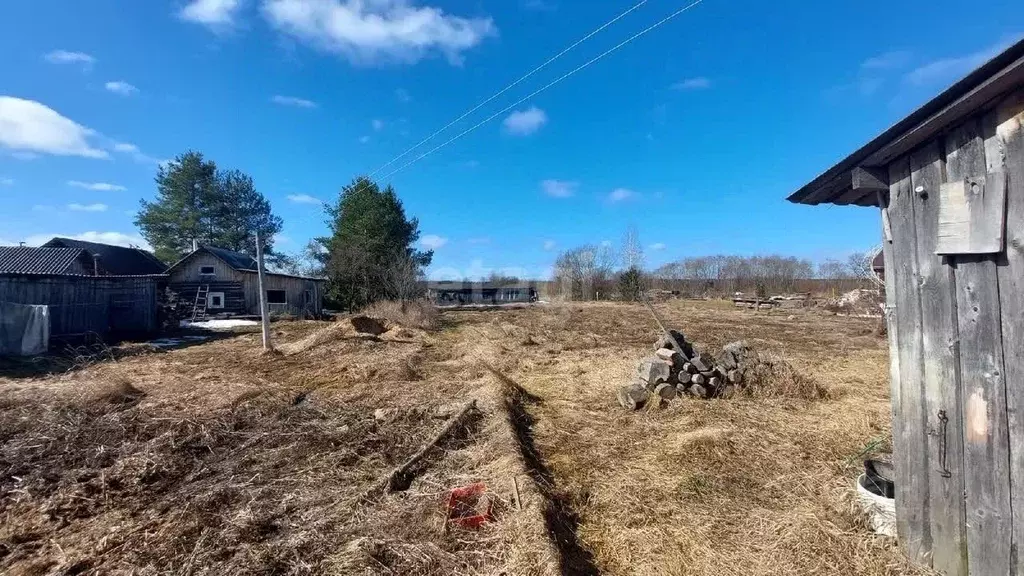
[856,473,896,537]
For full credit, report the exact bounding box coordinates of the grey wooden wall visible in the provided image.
[881,87,1023,575]
[0,275,160,337]
[243,272,323,317]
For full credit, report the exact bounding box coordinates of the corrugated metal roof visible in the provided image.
[43,237,167,275]
[0,247,88,275]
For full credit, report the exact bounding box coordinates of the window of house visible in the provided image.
[208,292,225,309]
[304,290,312,304]
[266,290,287,304]
[199,265,216,276]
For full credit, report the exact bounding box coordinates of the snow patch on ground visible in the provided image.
[180,319,260,330]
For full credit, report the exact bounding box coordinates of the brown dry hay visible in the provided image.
[0,320,521,575]
[440,301,929,576]
[361,299,442,331]
[0,301,930,575]
[741,353,833,400]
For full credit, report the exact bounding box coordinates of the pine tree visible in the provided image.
[319,177,432,310]
[135,151,282,263]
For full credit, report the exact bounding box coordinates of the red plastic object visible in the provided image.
[446,483,492,528]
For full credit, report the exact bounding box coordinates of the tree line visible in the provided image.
[551,228,875,300]
[136,152,430,311]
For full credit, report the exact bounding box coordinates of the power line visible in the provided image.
[381,0,708,180]
[368,0,651,178]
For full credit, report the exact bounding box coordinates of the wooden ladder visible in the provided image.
[191,285,210,321]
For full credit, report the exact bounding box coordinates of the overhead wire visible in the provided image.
[367,0,652,178]
[379,0,708,181]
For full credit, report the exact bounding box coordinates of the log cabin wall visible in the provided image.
[880,87,1023,575]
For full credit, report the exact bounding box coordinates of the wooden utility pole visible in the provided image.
[255,231,272,350]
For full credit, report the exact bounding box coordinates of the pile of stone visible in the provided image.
[616,330,759,410]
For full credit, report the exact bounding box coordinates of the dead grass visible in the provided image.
[0,301,927,575]
[742,353,833,400]
[361,299,442,331]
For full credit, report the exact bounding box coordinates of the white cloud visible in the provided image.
[0,177,12,186]
[419,234,448,250]
[395,88,411,102]
[906,36,1020,86]
[271,95,318,108]
[543,239,557,251]
[672,77,711,90]
[67,180,126,192]
[44,50,95,68]
[600,240,612,247]
[861,50,912,70]
[0,97,108,159]
[23,231,151,250]
[67,203,109,212]
[372,118,385,131]
[112,141,163,165]
[502,106,547,136]
[540,179,577,198]
[287,193,322,204]
[607,188,635,202]
[179,0,243,27]
[649,242,666,251]
[105,81,138,96]
[261,0,495,65]
[0,238,16,246]
[80,182,127,193]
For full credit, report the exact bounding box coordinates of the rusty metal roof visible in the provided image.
[0,247,88,275]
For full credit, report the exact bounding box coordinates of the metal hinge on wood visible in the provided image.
[936,410,952,478]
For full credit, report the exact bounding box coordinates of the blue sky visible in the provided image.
[0,0,1021,279]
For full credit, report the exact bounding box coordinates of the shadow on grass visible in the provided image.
[485,363,600,576]
[0,329,240,380]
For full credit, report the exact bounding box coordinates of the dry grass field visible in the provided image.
[0,300,927,575]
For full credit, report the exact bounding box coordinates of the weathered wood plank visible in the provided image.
[853,166,889,191]
[936,173,1007,254]
[888,155,932,563]
[879,188,905,545]
[878,191,894,242]
[993,88,1024,576]
[946,114,1013,576]
[909,139,968,576]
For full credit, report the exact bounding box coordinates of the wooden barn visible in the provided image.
[0,246,164,340]
[788,39,1024,575]
[166,246,324,318]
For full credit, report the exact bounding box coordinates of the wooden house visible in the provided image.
[788,39,1024,575]
[166,246,325,318]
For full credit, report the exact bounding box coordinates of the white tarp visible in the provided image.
[0,302,50,356]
